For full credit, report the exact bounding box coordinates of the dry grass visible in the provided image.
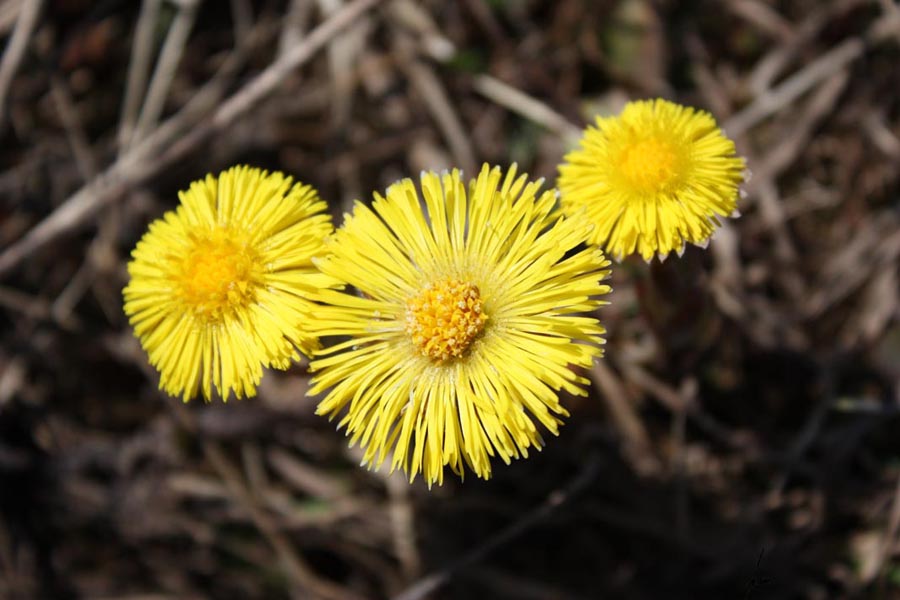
[1,1,899,598]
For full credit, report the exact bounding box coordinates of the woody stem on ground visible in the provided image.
[0,0,386,279]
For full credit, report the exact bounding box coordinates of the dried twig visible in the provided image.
[0,1,25,35]
[0,357,26,408]
[49,76,99,181]
[110,329,365,599]
[279,0,314,56]
[472,74,582,143]
[198,435,363,600]
[156,395,359,598]
[621,361,756,452]
[0,0,42,126]
[230,0,254,45]
[386,472,421,581]
[727,0,793,42]
[128,0,201,149]
[391,455,602,600]
[0,518,21,598]
[773,358,838,492]
[117,0,161,151]
[724,38,862,136]
[748,71,849,190]
[746,0,866,95]
[0,285,53,322]
[591,360,661,476]
[268,447,344,500]
[0,0,385,279]
[875,473,900,595]
[48,75,106,327]
[392,32,476,175]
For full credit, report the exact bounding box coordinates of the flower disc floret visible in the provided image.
[175,229,260,321]
[617,138,682,193]
[405,278,487,362]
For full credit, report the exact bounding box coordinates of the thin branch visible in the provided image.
[0,518,21,597]
[875,473,900,595]
[744,0,864,95]
[279,0,314,57]
[0,0,42,126]
[385,470,421,581]
[230,0,254,46]
[472,74,582,143]
[214,0,382,127]
[128,0,201,150]
[0,1,26,35]
[113,330,365,600]
[393,32,476,175]
[49,75,100,181]
[723,37,861,136]
[0,0,385,279]
[117,0,161,151]
[391,456,601,600]
[590,360,661,476]
[166,401,364,600]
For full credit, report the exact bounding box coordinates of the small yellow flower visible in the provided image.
[309,164,611,486]
[558,98,745,261]
[123,165,336,401]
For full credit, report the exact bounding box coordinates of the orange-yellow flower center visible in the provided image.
[617,137,681,193]
[405,278,487,362]
[175,229,260,321]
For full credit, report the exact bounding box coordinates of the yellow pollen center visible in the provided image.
[405,278,487,362]
[176,230,259,321]
[618,137,681,193]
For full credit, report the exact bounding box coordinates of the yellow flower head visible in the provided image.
[123,165,336,401]
[309,164,611,486]
[558,98,745,261]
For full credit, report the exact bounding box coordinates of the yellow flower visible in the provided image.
[309,165,611,486]
[123,165,336,401]
[558,98,745,261]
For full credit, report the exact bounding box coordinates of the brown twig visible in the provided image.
[117,0,161,151]
[0,0,385,279]
[472,74,582,143]
[385,470,422,582]
[164,399,366,600]
[0,1,25,35]
[127,0,200,150]
[622,361,755,453]
[49,76,99,181]
[229,0,254,46]
[0,518,22,598]
[0,0,42,127]
[392,26,476,174]
[0,284,54,322]
[391,454,602,600]
[724,37,862,136]
[744,0,865,95]
[727,0,794,42]
[875,473,900,595]
[279,0,314,56]
[590,360,661,476]
[109,328,365,600]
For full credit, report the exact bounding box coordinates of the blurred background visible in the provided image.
[1,0,900,598]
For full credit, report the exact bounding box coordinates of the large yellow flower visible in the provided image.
[558,98,745,261]
[308,165,611,486]
[124,165,336,401]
